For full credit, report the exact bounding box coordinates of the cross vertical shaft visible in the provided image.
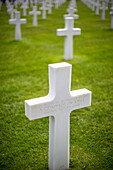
[49,113,70,170]
[49,63,71,169]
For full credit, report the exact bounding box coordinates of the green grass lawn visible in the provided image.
[0,0,113,169]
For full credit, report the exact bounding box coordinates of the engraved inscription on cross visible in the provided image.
[57,17,81,60]
[25,62,91,170]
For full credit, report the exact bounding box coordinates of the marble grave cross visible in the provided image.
[30,0,33,8]
[35,0,38,6]
[40,1,48,19]
[95,0,100,15]
[57,17,81,60]
[14,0,18,9]
[7,5,15,19]
[47,0,53,14]
[54,0,59,9]
[29,6,41,27]
[9,11,26,40]
[25,62,91,170]
[100,1,108,20]
[21,2,28,16]
[64,7,79,19]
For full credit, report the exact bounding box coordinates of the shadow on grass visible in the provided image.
[104,28,113,32]
[6,39,21,44]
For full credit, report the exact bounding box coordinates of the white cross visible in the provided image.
[14,0,18,9]
[6,1,11,9]
[21,2,28,16]
[100,1,108,20]
[7,5,15,19]
[110,7,113,29]
[25,0,29,5]
[34,0,38,6]
[64,7,79,19]
[91,0,96,11]
[54,0,59,9]
[30,0,33,8]
[29,6,41,27]
[9,11,26,41]
[25,62,91,170]
[57,17,81,60]
[40,1,48,19]
[47,0,53,14]
[69,0,77,9]
[95,0,100,15]
[67,6,78,14]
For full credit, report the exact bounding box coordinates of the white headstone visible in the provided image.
[25,62,92,170]
[6,1,11,9]
[67,6,78,13]
[95,0,100,15]
[100,1,108,20]
[57,17,81,60]
[21,2,28,16]
[7,5,15,19]
[64,7,79,19]
[47,0,53,14]
[9,11,26,40]
[69,0,77,8]
[14,0,18,9]
[29,6,41,26]
[30,0,33,7]
[35,0,38,6]
[91,0,96,11]
[54,0,59,9]
[110,7,113,29]
[40,1,48,19]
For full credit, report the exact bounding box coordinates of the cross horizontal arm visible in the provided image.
[73,28,81,35]
[64,14,79,19]
[67,8,78,13]
[70,88,91,112]
[20,19,26,24]
[40,7,48,10]
[57,28,68,36]
[29,11,34,15]
[9,19,16,24]
[25,95,54,120]
[73,14,79,19]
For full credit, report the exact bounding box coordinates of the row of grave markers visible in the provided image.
[5,0,81,61]
[81,0,113,28]
[2,0,113,169]
[1,0,91,169]
[1,1,90,169]
[25,1,91,170]
[6,0,63,19]
[5,0,66,40]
